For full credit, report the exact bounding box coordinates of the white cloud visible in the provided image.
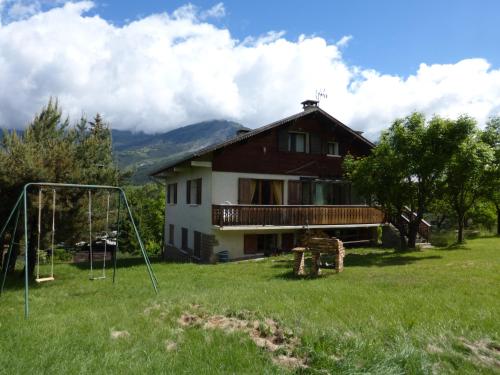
[200,2,225,20]
[0,1,499,139]
[336,35,352,48]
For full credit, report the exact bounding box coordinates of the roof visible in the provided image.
[150,107,374,176]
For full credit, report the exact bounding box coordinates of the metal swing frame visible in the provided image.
[35,188,56,283]
[0,182,159,318]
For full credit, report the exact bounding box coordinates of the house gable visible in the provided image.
[151,106,372,178]
[211,109,372,178]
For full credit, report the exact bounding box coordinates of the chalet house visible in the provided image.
[151,100,388,262]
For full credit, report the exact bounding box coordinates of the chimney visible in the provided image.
[301,99,319,111]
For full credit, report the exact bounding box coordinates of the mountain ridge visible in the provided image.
[112,119,247,183]
[0,119,247,184]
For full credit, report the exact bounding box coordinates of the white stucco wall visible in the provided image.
[164,166,212,250]
[213,229,298,259]
[164,169,307,258]
[211,171,302,205]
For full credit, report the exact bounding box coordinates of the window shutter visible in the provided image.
[181,228,188,250]
[302,181,312,204]
[339,143,345,156]
[321,140,329,155]
[173,183,177,204]
[193,231,201,258]
[169,224,174,244]
[278,129,288,151]
[287,180,302,205]
[310,133,321,154]
[196,178,202,204]
[186,180,191,204]
[238,178,252,204]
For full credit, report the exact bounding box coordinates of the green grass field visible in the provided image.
[1,237,499,374]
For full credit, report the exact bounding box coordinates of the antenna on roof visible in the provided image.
[315,89,328,103]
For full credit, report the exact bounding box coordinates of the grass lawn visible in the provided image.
[1,237,499,374]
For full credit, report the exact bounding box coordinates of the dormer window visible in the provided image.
[327,142,339,156]
[288,132,307,153]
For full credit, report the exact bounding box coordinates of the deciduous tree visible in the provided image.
[345,113,473,248]
[442,132,493,243]
[481,117,500,235]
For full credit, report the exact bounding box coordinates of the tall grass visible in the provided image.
[0,237,499,374]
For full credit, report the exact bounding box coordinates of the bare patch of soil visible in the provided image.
[426,344,444,354]
[110,330,130,340]
[165,339,177,352]
[178,311,307,369]
[459,337,500,368]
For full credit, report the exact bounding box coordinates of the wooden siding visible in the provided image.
[212,113,371,177]
[212,205,385,227]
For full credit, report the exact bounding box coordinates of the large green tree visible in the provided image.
[481,116,500,235]
[345,113,474,249]
[442,131,494,243]
[0,99,120,275]
[121,183,165,256]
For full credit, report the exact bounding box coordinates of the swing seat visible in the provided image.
[89,276,106,281]
[35,276,55,283]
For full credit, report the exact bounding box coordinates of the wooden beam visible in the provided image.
[191,161,212,168]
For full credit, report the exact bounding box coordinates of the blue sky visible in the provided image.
[92,0,500,76]
[0,0,499,136]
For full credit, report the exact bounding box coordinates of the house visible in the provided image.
[151,100,387,262]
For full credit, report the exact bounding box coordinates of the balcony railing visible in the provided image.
[212,204,386,227]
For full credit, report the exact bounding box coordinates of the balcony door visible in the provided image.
[239,178,283,205]
[288,180,352,205]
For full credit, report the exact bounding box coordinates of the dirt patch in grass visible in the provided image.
[178,311,307,369]
[110,330,130,340]
[459,337,500,368]
[164,339,177,352]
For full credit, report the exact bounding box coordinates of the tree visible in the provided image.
[481,117,500,235]
[0,99,120,276]
[344,140,409,248]
[442,131,493,243]
[121,183,165,256]
[345,113,473,249]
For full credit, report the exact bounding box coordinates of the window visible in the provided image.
[167,183,177,204]
[288,132,307,153]
[181,228,188,250]
[186,178,202,205]
[168,224,174,245]
[327,142,339,156]
[287,180,312,205]
[289,180,351,205]
[193,231,201,258]
[238,178,283,205]
[244,234,277,255]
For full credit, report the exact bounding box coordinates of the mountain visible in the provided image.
[112,120,247,184]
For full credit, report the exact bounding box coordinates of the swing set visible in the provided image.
[0,182,159,318]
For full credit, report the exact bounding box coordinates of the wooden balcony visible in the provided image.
[212,205,386,227]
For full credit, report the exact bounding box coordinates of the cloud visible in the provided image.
[200,2,225,20]
[0,1,499,139]
[336,35,352,48]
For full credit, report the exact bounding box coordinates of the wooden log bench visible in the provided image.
[292,237,345,276]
